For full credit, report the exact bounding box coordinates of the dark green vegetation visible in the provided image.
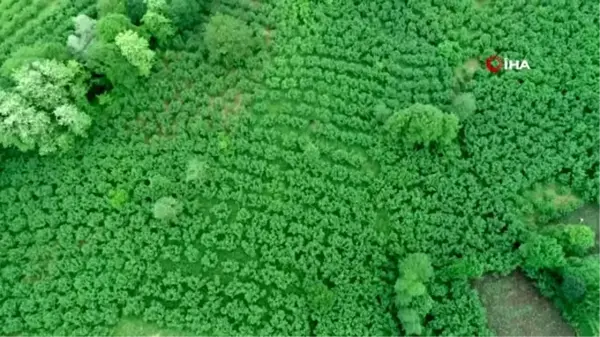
[0,0,598,336]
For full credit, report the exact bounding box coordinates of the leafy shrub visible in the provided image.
[109,188,129,208]
[204,13,259,67]
[561,274,587,302]
[96,13,135,43]
[542,224,595,257]
[519,234,566,270]
[395,253,434,336]
[439,257,484,281]
[115,30,155,76]
[385,103,459,147]
[559,256,600,335]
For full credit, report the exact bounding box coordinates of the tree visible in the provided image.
[204,13,259,67]
[126,0,147,25]
[519,234,566,270]
[385,103,459,147]
[12,59,89,109]
[97,0,127,17]
[0,90,48,152]
[0,60,92,155]
[84,40,139,88]
[67,14,97,56]
[168,0,202,31]
[561,274,587,302]
[96,13,135,43]
[141,12,175,47]
[115,30,155,76]
[542,224,595,257]
[394,253,434,336]
[0,43,69,78]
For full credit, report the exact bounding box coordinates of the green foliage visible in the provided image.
[144,0,167,13]
[542,224,595,257]
[440,257,484,281]
[451,93,476,121]
[97,0,127,17]
[581,317,600,337]
[519,234,566,270]
[385,103,459,147]
[115,30,155,76]
[1,43,69,78]
[126,0,148,25]
[373,102,392,124]
[204,13,259,67]
[152,196,182,220]
[559,256,600,336]
[395,253,434,336]
[561,274,587,303]
[96,13,135,43]
[0,60,91,154]
[109,188,130,208]
[185,158,209,183]
[67,14,97,56]
[168,0,203,31]
[307,281,335,315]
[84,40,139,88]
[141,12,175,47]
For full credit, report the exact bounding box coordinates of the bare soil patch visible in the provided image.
[475,272,575,336]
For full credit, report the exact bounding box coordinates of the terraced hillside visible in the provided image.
[0,0,598,336]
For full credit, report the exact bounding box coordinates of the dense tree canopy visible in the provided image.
[204,13,260,67]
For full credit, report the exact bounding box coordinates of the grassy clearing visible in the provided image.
[112,318,194,337]
[475,272,575,336]
[521,183,584,226]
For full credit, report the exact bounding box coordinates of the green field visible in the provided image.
[0,0,598,336]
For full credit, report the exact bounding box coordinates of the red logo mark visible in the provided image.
[485,55,504,73]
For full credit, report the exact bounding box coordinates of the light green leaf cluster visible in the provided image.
[67,14,97,55]
[115,30,155,76]
[0,59,91,155]
[152,196,182,220]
